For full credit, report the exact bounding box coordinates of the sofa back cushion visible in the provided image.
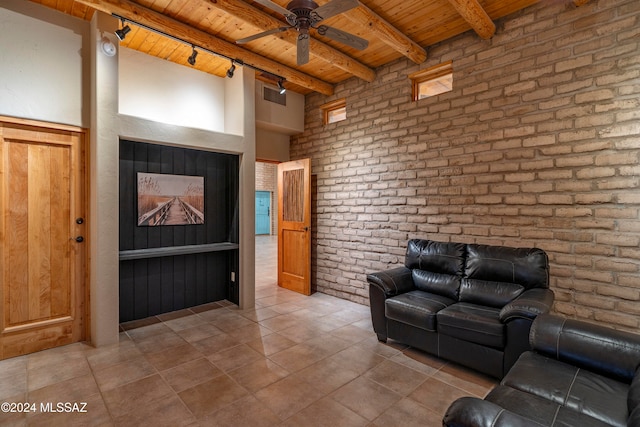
[413,269,461,300]
[405,239,466,276]
[465,244,549,290]
[459,279,524,308]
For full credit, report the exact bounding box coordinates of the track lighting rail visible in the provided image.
[113,14,286,92]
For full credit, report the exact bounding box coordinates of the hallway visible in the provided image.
[0,235,496,426]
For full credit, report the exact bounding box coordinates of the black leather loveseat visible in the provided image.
[444,313,640,427]
[367,239,554,379]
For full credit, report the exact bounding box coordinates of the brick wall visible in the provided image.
[256,161,277,235]
[290,0,640,330]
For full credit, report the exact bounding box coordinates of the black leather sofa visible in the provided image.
[443,313,640,427]
[367,239,554,379]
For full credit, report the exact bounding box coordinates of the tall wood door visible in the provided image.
[277,159,311,295]
[0,117,86,359]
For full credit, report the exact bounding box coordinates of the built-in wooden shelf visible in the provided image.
[119,242,239,261]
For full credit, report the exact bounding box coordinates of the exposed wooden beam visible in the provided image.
[346,2,427,64]
[75,0,335,94]
[207,0,375,82]
[573,0,590,6]
[445,0,496,40]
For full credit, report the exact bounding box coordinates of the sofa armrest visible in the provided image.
[499,288,554,323]
[530,313,640,383]
[366,266,414,297]
[443,397,541,427]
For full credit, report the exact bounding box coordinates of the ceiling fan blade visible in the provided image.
[312,0,359,22]
[252,0,296,19]
[316,25,368,50]
[297,33,310,65]
[236,26,290,44]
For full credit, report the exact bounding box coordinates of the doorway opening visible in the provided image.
[255,161,278,291]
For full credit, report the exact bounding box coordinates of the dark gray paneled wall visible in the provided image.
[119,140,239,322]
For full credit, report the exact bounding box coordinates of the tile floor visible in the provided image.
[0,236,497,426]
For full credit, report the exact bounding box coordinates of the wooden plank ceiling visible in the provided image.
[28,0,587,95]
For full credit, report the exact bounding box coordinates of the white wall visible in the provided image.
[0,0,88,127]
[256,128,290,162]
[255,81,304,135]
[119,48,226,133]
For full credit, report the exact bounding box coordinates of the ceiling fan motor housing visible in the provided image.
[286,0,320,29]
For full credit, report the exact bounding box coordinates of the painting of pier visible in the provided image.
[137,172,205,226]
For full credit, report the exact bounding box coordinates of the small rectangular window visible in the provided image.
[409,61,453,101]
[321,98,346,124]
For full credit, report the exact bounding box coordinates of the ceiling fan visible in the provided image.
[237,0,369,65]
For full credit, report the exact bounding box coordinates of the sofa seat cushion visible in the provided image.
[437,303,504,349]
[502,351,629,427]
[385,290,455,332]
[485,385,616,427]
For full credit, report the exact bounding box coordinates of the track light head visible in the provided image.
[187,47,198,66]
[278,79,286,95]
[226,62,236,78]
[115,23,131,41]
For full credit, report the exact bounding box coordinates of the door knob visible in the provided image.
[75,236,84,243]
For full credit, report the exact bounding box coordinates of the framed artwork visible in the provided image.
[137,172,205,226]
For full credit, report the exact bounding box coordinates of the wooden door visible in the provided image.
[0,117,86,359]
[277,159,311,295]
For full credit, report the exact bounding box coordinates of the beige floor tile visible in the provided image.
[27,354,92,392]
[331,376,402,421]
[198,395,281,427]
[254,375,326,420]
[370,397,442,427]
[0,392,28,426]
[26,390,112,427]
[134,331,188,354]
[28,373,100,406]
[163,314,208,332]
[330,324,374,343]
[113,392,195,427]
[246,332,297,356]
[93,355,157,392]
[227,358,291,393]
[325,345,386,375]
[145,342,203,371]
[237,306,281,322]
[85,339,142,371]
[277,323,326,343]
[408,377,472,418]
[178,375,248,419]
[211,314,256,333]
[227,323,274,343]
[175,323,224,343]
[190,333,241,356]
[102,374,174,419]
[281,396,368,427]
[268,343,327,372]
[0,356,27,401]
[125,322,172,342]
[293,358,361,395]
[160,357,223,393]
[435,362,498,396]
[207,343,263,372]
[258,314,301,332]
[363,359,429,396]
